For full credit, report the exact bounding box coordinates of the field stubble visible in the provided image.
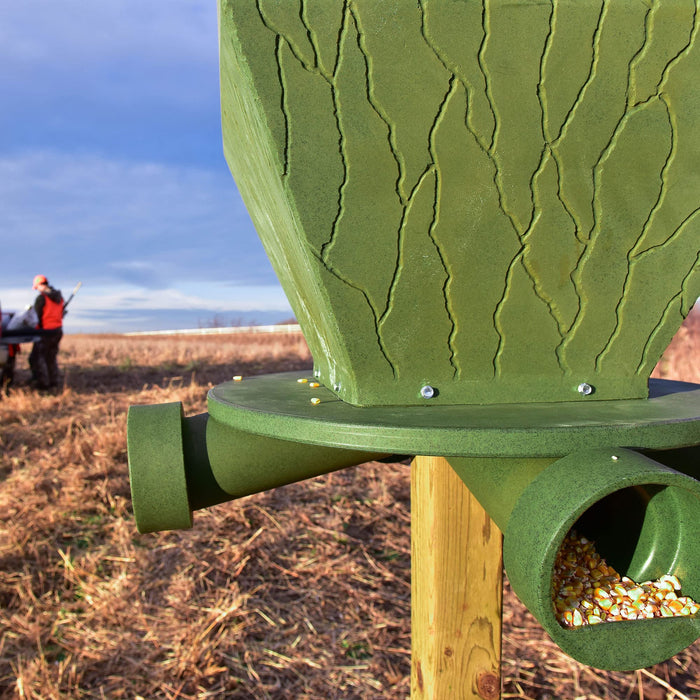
[0,315,698,699]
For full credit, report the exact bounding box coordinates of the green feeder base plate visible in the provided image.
[209,373,700,457]
[129,373,700,670]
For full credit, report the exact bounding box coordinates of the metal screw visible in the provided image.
[577,382,593,396]
[420,385,435,399]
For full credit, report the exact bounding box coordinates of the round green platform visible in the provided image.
[209,373,700,457]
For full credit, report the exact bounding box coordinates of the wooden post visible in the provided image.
[411,456,503,699]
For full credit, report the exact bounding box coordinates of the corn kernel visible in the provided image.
[297,378,308,383]
[310,398,321,405]
[660,575,681,591]
[552,530,699,628]
[667,599,685,614]
[627,586,644,601]
[233,375,243,381]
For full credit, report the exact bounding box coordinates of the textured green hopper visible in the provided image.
[128,0,700,675]
[218,0,700,407]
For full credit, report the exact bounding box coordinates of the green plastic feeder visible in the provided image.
[127,0,700,673]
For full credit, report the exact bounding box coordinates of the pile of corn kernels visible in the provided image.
[553,531,700,628]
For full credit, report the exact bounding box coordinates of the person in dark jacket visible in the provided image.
[29,274,64,389]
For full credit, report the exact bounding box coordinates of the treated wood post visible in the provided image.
[411,456,503,700]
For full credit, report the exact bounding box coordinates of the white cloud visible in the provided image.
[0,149,276,289]
[77,284,291,313]
[1,283,292,334]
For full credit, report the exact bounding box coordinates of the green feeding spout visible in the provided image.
[127,399,390,534]
[449,447,700,671]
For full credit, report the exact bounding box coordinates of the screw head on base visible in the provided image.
[577,382,594,396]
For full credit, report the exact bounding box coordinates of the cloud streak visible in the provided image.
[0,2,296,334]
[2,283,292,333]
[0,150,277,289]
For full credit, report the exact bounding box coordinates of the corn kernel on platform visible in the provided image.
[128,0,700,682]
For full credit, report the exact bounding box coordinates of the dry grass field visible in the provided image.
[0,313,699,699]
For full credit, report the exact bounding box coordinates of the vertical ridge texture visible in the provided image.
[219,0,700,406]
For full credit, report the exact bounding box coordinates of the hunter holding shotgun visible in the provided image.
[29,274,66,390]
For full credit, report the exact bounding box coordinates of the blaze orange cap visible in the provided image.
[33,274,48,289]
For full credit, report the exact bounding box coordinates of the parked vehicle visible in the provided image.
[1,303,42,392]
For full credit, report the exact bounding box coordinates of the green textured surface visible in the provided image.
[208,372,700,457]
[127,402,387,533]
[448,456,555,532]
[219,0,700,406]
[127,403,193,534]
[204,417,388,502]
[499,448,700,671]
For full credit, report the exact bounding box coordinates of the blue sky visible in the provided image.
[1,1,293,333]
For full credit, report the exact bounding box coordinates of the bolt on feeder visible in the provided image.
[127,0,700,676]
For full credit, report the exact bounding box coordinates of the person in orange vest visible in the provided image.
[29,274,65,389]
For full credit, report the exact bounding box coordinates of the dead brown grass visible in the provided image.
[651,310,700,385]
[0,316,698,699]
